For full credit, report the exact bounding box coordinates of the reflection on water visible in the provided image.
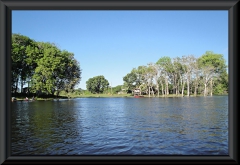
[11,96,228,155]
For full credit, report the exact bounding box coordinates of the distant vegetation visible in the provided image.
[86,75,109,94]
[122,52,228,97]
[11,34,227,99]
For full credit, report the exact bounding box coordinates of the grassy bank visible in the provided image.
[59,93,228,98]
[12,93,228,101]
[12,95,68,101]
[60,93,214,98]
[60,93,132,98]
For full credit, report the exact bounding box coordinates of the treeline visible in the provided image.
[123,51,228,97]
[11,34,81,97]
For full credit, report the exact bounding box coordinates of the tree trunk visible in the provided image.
[176,81,179,95]
[194,80,197,96]
[157,84,159,97]
[210,78,213,96]
[150,86,155,97]
[181,80,185,97]
[165,77,169,95]
[161,82,164,96]
[204,83,207,96]
[21,80,24,94]
[187,77,190,97]
[165,86,167,96]
[148,86,150,98]
[166,82,169,95]
[178,81,180,95]
[174,75,177,95]
[175,80,177,95]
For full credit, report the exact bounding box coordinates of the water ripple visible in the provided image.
[11,96,228,155]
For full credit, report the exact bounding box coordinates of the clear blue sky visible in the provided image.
[12,10,228,89]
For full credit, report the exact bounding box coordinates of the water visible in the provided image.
[11,96,228,155]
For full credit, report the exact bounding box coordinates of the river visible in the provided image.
[11,96,228,155]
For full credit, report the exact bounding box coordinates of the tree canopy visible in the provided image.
[11,34,82,96]
[86,75,109,94]
[123,51,228,97]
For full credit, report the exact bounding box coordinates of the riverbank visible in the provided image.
[12,95,68,101]
[61,93,227,98]
[12,93,228,101]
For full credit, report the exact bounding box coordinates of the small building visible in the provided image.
[133,88,144,98]
[133,88,141,95]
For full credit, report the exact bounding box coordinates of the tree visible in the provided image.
[112,85,122,94]
[181,55,197,96]
[31,42,63,95]
[30,43,81,96]
[149,63,161,97]
[122,51,227,97]
[213,70,228,94]
[11,34,38,94]
[11,34,82,97]
[172,57,186,97]
[145,64,156,97]
[86,75,109,94]
[59,51,81,97]
[156,56,172,95]
[198,51,227,96]
[123,71,137,92]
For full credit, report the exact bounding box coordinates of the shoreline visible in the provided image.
[12,94,228,101]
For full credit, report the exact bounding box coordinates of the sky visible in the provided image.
[12,10,228,89]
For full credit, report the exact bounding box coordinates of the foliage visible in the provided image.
[197,51,227,96]
[11,34,82,96]
[11,34,39,93]
[123,51,228,97]
[112,85,123,94]
[86,75,109,94]
[123,71,138,91]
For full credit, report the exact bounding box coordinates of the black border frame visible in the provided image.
[0,0,239,164]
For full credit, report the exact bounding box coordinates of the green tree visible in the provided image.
[31,43,81,96]
[144,64,155,97]
[58,50,81,97]
[198,51,227,96]
[213,70,228,94]
[11,34,38,93]
[181,55,197,96]
[112,85,122,94]
[123,71,137,92]
[86,75,109,94]
[156,56,172,95]
[11,34,82,97]
[31,42,62,95]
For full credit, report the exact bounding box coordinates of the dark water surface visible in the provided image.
[11,96,228,155]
